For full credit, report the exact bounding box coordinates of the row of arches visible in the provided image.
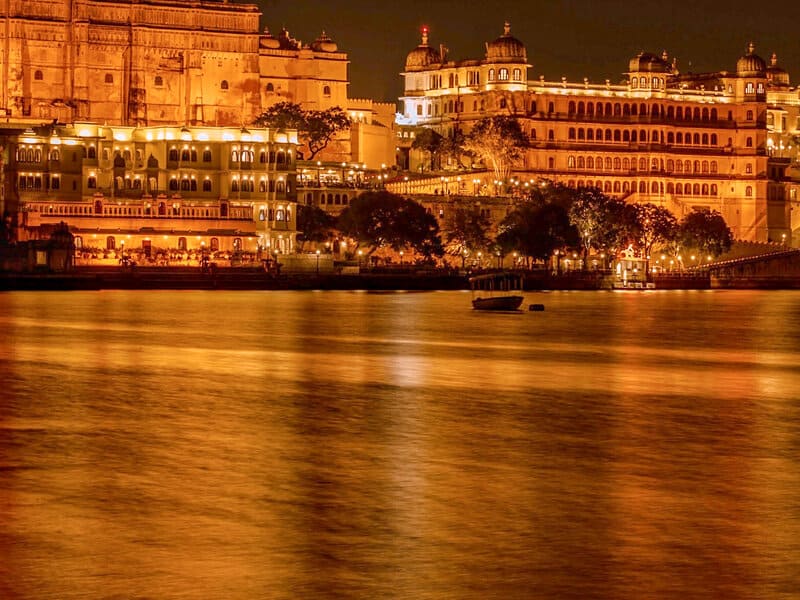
[567,127,720,146]
[16,147,61,162]
[565,179,721,196]
[567,100,720,121]
[567,155,719,174]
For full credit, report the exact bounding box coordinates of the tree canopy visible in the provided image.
[568,187,638,268]
[411,128,444,172]
[678,208,733,258]
[253,101,350,160]
[296,204,335,251]
[441,206,491,259]
[463,116,527,182]
[337,191,443,258]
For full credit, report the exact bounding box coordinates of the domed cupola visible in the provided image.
[485,22,526,63]
[405,26,440,72]
[310,31,338,53]
[736,42,767,77]
[259,27,281,49]
[766,53,790,88]
[628,51,672,74]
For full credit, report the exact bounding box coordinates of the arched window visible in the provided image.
[154,76,163,86]
[604,129,612,141]
[676,183,683,194]
[231,179,239,192]
[639,182,647,193]
[596,156,603,170]
[614,157,621,170]
[604,181,612,192]
[34,70,43,81]
[181,149,190,161]
[221,80,229,90]
[512,69,521,81]
[105,73,114,84]
[498,68,509,81]
[614,130,621,142]
[266,82,274,93]
[693,184,700,195]
[568,101,576,115]
[711,184,718,195]
[710,162,718,174]
[639,158,647,171]
[568,128,576,140]
[702,184,709,195]
[568,156,576,168]
[577,157,585,169]
[666,183,674,194]
[88,176,96,189]
[168,178,178,191]
[651,182,659,193]
[488,69,495,81]
[168,148,179,161]
[587,129,594,141]
[586,157,594,169]
[276,181,285,193]
[710,134,718,146]
[605,157,612,170]
[548,102,555,113]
[86,146,96,159]
[578,129,585,141]
[323,85,331,97]
[106,236,116,250]
[746,137,753,148]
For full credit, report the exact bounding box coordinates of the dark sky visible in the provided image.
[257,0,800,103]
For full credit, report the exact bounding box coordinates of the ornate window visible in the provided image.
[154,76,163,86]
[221,80,229,90]
[104,73,113,84]
[34,70,43,81]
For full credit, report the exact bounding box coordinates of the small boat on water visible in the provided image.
[469,272,525,311]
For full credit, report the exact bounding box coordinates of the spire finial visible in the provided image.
[748,41,755,55]
[421,25,429,46]
[503,21,511,36]
[771,52,777,66]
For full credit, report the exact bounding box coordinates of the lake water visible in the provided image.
[1,289,800,599]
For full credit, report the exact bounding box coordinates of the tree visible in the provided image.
[253,101,350,160]
[497,200,579,269]
[678,209,733,259]
[462,116,527,183]
[337,191,443,258]
[296,204,335,252]
[411,128,444,172]
[633,203,678,276]
[441,206,491,264]
[569,187,637,269]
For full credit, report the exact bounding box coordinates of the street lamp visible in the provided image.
[399,250,404,266]
[315,249,320,274]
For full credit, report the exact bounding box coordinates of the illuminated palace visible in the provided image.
[396,24,800,244]
[7,122,299,254]
[0,0,396,250]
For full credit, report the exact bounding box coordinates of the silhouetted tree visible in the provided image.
[253,101,350,160]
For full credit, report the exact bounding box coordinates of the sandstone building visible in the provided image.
[395,24,800,244]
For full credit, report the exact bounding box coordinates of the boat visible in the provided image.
[469,272,525,311]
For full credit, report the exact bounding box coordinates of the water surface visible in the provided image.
[1,290,800,599]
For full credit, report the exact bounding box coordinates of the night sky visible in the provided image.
[257,0,800,104]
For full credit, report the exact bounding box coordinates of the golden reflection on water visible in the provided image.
[1,290,800,599]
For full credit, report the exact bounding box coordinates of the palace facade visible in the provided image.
[0,0,395,167]
[4,121,299,255]
[396,24,800,244]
